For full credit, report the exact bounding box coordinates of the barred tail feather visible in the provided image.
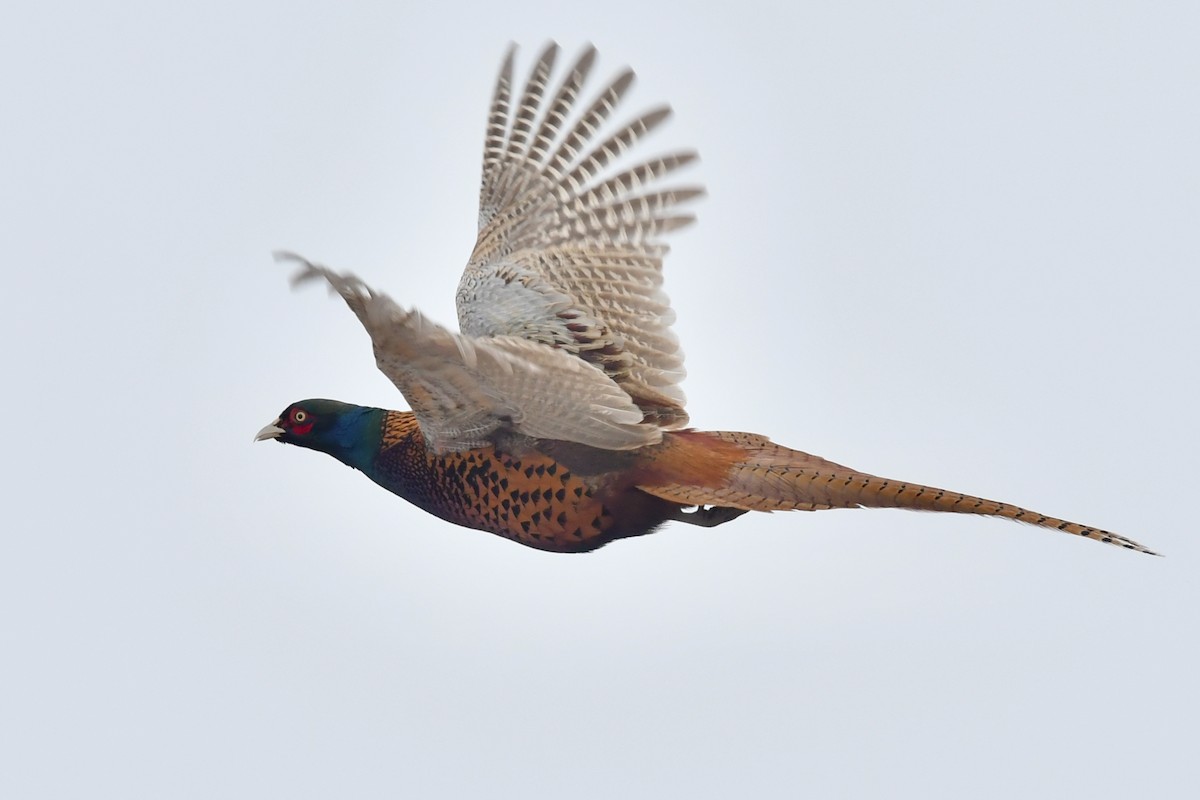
[636,430,1158,555]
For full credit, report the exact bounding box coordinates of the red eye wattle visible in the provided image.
[289,408,313,435]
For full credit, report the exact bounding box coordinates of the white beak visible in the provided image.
[255,419,285,442]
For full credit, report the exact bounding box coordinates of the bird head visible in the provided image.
[255,399,381,470]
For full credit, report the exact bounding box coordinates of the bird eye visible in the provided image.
[292,409,308,423]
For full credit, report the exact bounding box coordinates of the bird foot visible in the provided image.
[670,505,749,528]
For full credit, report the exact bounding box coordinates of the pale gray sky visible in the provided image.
[3,1,1198,798]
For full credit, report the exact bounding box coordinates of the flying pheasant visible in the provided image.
[257,43,1156,556]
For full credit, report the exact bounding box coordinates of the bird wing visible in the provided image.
[285,255,660,453]
[457,42,701,430]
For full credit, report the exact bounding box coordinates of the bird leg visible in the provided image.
[668,505,749,528]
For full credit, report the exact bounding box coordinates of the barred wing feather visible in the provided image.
[459,42,700,429]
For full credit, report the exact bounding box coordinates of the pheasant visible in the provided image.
[257,43,1156,556]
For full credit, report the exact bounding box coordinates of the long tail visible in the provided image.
[635,430,1158,555]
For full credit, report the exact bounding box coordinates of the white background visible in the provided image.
[4,1,1197,797]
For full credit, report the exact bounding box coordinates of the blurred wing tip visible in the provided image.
[572,44,598,72]
[272,250,328,288]
[272,249,308,267]
[614,68,636,89]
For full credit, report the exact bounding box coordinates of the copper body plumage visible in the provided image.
[259,43,1155,556]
